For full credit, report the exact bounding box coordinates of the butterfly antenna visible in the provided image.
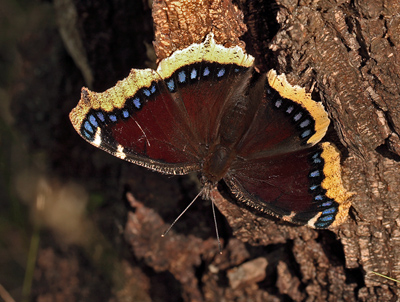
[211,199,222,254]
[161,188,203,237]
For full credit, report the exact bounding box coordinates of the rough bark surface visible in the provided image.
[8,0,400,301]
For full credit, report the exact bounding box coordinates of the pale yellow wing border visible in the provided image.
[306,142,354,228]
[69,33,255,133]
[267,70,330,146]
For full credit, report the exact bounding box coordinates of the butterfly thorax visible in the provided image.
[201,79,262,186]
[202,144,237,185]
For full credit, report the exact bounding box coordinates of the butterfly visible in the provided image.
[70,33,352,229]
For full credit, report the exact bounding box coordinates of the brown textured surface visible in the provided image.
[153,0,247,60]
[6,0,400,301]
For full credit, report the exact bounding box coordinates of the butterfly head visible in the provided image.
[199,177,218,201]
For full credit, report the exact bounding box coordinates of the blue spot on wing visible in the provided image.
[122,109,129,119]
[286,106,294,114]
[314,195,324,201]
[203,67,210,77]
[294,112,303,121]
[314,219,333,228]
[143,89,151,97]
[301,129,312,138]
[310,170,320,177]
[178,71,186,83]
[318,214,335,222]
[217,68,225,77]
[312,152,320,159]
[96,112,105,122]
[314,158,322,164]
[322,207,337,215]
[300,119,311,128]
[167,79,175,92]
[322,201,333,207]
[88,114,98,127]
[82,129,93,141]
[108,114,117,122]
[84,121,94,133]
[275,99,282,108]
[311,152,322,164]
[132,97,141,109]
[150,84,156,94]
[190,68,197,79]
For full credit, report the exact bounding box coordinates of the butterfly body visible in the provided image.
[70,33,352,229]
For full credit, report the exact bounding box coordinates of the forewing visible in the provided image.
[69,33,254,175]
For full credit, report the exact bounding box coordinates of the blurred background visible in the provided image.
[0,1,173,301]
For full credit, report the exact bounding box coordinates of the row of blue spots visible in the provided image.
[315,196,336,209]
[166,65,231,92]
[315,198,338,227]
[317,207,337,224]
[314,210,337,227]
[293,111,312,129]
[84,113,101,133]
[82,112,101,141]
[81,89,153,141]
[84,109,121,131]
[127,84,157,110]
[85,107,126,132]
[272,97,315,141]
[289,108,313,139]
[83,120,95,134]
[311,152,322,164]
[143,84,157,97]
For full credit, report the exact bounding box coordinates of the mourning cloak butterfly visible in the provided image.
[70,33,352,228]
